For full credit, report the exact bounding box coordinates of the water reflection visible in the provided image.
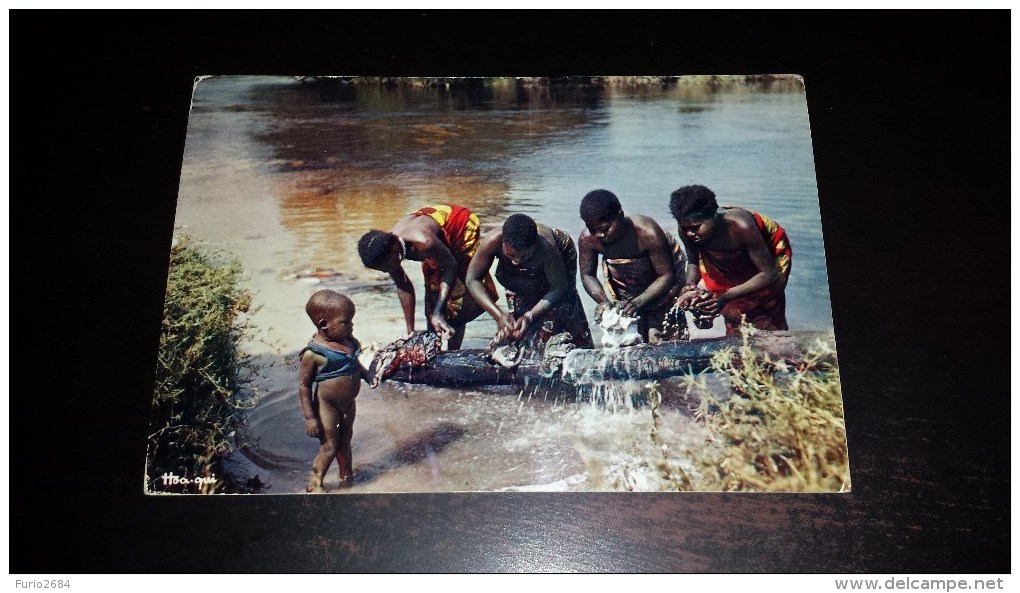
[292,76,607,111]
[258,80,605,176]
[264,79,616,275]
[275,166,513,275]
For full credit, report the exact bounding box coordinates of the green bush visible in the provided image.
[685,324,849,492]
[145,239,255,494]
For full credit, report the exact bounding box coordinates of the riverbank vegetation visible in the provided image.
[615,323,848,492]
[146,238,258,494]
[292,75,805,115]
[685,324,848,491]
[298,74,801,89]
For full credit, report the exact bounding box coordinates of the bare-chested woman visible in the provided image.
[577,189,688,344]
[466,213,593,349]
[669,185,792,333]
[357,204,497,350]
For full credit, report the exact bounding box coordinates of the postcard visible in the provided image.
[145,75,848,495]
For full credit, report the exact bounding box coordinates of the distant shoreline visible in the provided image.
[293,74,804,89]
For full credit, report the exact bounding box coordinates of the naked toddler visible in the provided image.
[298,290,374,492]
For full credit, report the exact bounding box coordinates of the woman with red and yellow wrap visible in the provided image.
[357,204,498,350]
[669,185,792,334]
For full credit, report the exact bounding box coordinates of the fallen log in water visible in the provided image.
[385,331,836,387]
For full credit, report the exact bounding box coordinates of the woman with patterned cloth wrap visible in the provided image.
[669,185,792,334]
[577,189,689,344]
[357,204,498,350]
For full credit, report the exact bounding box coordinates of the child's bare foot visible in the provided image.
[306,471,325,493]
[337,474,354,489]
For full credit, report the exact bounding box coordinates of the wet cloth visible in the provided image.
[494,227,594,349]
[410,204,498,324]
[367,331,443,384]
[698,209,792,331]
[602,232,688,342]
[598,309,643,348]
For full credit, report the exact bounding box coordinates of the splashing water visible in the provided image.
[598,309,643,348]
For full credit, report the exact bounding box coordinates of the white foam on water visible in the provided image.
[599,309,643,348]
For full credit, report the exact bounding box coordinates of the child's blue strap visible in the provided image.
[301,341,361,381]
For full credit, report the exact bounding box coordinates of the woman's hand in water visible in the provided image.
[305,418,322,439]
[494,311,529,345]
[617,299,639,317]
[429,312,455,339]
[511,312,534,341]
[676,285,702,309]
[693,292,727,316]
[493,326,514,345]
[510,310,538,341]
[492,311,516,343]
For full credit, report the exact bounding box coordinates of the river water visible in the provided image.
[172,75,835,493]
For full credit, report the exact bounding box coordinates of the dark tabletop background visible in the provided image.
[11,10,1009,573]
